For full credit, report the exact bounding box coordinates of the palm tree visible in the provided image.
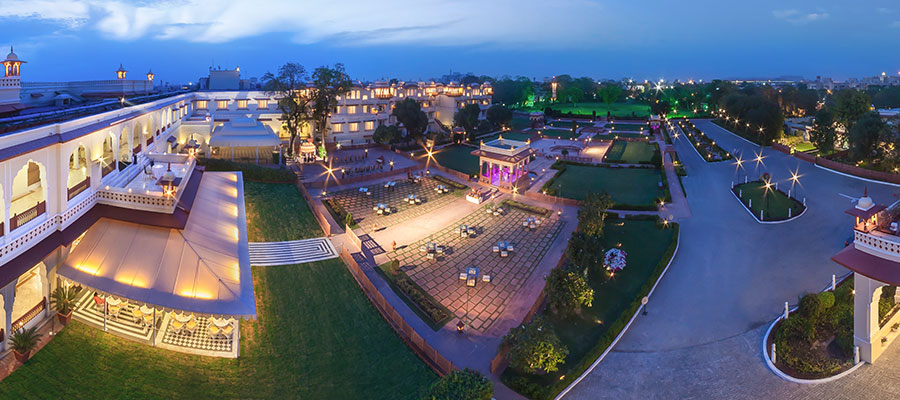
[50,285,81,324]
[10,326,42,363]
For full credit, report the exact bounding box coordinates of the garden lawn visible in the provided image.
[793,141,816,153]
[547,165,664,206]
[594,132,649,140]
[511,115,533,130]
[539,129,582,140]
[244,181,321,241]
[733,181,805,220]
[519,102,651,118]
[549,120,594,129]
[605,140,658,164]
[428,145,480,176]
[502,219,678,399]
[479,131,534,143]
[610,123,648,132]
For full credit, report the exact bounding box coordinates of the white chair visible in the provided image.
[501,250,508,258]
[492,246,500,253]
[459,272,468,280]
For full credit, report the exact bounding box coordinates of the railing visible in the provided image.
[339,246,456,376]
[10,201,46,231]
[101,161,115,177]
[67,177,91,200]
[855,231,900,259]
[11,297,46,332]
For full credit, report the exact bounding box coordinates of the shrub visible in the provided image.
[432,175,467,190]
[501,200,552,217]
[545,267,594,316]
[504,317,569,374]
[344,212,354,227]
[389,260,400,276]
[798,293,824,320]
[423,368,493,400]
[818,292,835,310]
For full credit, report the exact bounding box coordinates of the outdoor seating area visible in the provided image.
[324,176,465,231]
[522,216,542,230]
[390,204,565,331]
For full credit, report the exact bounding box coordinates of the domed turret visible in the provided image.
[2,46,26,77]
[116,64,127,80]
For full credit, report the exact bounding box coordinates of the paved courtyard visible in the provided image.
[391,203,564,332]
[326,175,465,232]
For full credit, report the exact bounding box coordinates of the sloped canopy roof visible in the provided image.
[209,117,281,147]
[57,172,256,318]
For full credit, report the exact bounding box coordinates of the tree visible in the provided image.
[598,84,622,114]
[565,232,604,273]
[372,124,402,144]
[872,86,900,109]
[477,119,493,135]
[391,98,429,144]
[486,104,512,129]
[454,104,481,140]
[262,62,312,156]
[809,108,836,154]
[848,112,887,162]
[832,89,872,131]
[577,192,613,238]
[650,100,671,117]
[423,368,493,400]
[310,63,353,146]
[546,267,593,316]
[503,316,569,374]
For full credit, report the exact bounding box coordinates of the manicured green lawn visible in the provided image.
[244,181,322,241]
[546,165,664,206]
[426,145,480,176]
[733,181,805,220]
[502,219,678,398]
[792,141,816,153]
[610,123,648,132]
[605,140,658,164]
[0,259,437,399]
[519,102,651,118]
[510,115,533,130]
[538,129,582,140]
[593,132,649,140]
[548,120,594,128]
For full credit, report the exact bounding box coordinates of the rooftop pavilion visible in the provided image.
[472,136,532,190]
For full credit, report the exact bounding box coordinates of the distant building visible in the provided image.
[199,66,250,91]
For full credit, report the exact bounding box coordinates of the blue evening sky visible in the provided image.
[0,0,897,84]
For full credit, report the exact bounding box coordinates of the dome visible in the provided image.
[5,48,17,61]
[857,196,874,211]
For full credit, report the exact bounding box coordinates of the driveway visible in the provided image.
[565,119,900,399]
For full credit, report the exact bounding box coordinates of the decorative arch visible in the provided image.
[10,160,48,231]
[66,144,91,199]
[102,132,116,176]
[119,126,131,164]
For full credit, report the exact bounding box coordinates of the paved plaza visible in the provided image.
[391,203,564,332]
[326,175,465,232]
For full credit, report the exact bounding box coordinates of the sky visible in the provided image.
[0,0,898,85]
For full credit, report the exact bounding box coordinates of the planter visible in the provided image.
[13,350,30,363]
[57,310,73,325]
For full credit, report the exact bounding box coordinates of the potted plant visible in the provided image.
[50,285,81,325]
[10,326,42,363]
[893,323,900,332]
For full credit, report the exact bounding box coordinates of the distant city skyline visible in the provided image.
[1,0,898,83]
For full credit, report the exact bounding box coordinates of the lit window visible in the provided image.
[364,121,374,131]
[334,106,341,114]
[350,122,359,132]
[347,105,357,114]
[257,99,268,109]
[217,100,228,110]
[237,99,248,109]
[332,123,343,133]
[196,100,208,109]
[362,105,369,113]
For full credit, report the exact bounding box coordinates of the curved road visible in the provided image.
[566,120,900,399]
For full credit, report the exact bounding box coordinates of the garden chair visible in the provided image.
[459,272,468,280]
[185,318,198,335]
[222,324,234,339]
[93,294,105,311]
[171,320,184,334]
[501,250,509,258]
[208,324,221,338]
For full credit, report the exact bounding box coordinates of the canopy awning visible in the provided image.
[57,172,256,318]
[209,117,281,148]
[209,135,281,147]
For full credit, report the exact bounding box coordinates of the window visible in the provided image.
[349,122,359,132]
[237,99,248,109]
[334,106,341,114]
[216,100,228,110]
[364,121,374,131]
[196,100,208,109]
[362,105,369,114]
[346,105,357,114]
[332,123,343,133]
[257,99,268,109]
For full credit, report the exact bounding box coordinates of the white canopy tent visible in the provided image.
[57,172,256,318]
[208,117,281,148]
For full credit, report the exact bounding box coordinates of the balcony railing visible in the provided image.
[11,297,46,332]
[102,162,115,177]
[10,201,46,231]
[67,177,90,200]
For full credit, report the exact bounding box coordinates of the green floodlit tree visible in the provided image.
[391,98,429,144]
[503,316,569,374]
[546,267,594,316]
[577,192,614,238]
[598,84,623,115]
[848,112,888,162]
[310,64,353,147]
[262,62,312,157]
[832,89,872,131]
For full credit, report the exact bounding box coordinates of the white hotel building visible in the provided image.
[0,52,492,358]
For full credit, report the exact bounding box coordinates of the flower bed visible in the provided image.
[432,175,468,190]
[376,263,452,330]
[677,120,732,162]
[501,199,553,217]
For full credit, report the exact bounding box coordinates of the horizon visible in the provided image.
[1,0,898,84]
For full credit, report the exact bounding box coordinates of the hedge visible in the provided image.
[432,175,468,190]
[502,199,552,217]
[198,158,296,182]
[375,263,452,330]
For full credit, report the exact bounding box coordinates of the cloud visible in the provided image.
[0,0,610,47]
[893,21,900,28]
[876,8,894,15]
[772,9,829,24]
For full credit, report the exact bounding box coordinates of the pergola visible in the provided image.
[472,138,531,190]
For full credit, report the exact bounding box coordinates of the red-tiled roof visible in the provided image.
[832,245,900,285]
